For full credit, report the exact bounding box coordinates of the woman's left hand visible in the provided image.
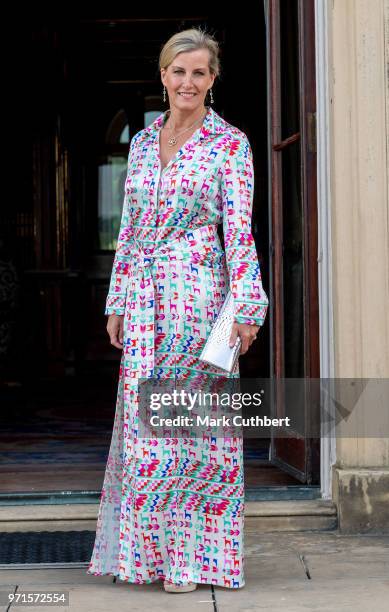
[229,322,261,355]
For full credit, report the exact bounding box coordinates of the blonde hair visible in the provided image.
[159,27,221,77]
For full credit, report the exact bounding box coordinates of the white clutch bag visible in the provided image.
[199,291,241,373]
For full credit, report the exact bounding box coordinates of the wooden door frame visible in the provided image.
[266,0,320,484]
[269,0,319,379]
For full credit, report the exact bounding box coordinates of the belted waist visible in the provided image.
[131,244,185,269]
[130,224,223,269]
[124,225,225,379]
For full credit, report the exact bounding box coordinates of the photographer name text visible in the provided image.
[149,415,291,427]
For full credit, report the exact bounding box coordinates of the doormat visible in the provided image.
[0,531,95,564]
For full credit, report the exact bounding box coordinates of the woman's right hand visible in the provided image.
[107,314,124,349]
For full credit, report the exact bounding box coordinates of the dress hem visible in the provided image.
[86,568,245,589]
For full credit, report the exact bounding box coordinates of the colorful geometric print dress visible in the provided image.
[86,105,269,589]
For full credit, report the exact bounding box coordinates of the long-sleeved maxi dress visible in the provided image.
[87,105,269,589]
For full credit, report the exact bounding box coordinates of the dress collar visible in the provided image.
[144,105,226,174]
[147,104,220,141]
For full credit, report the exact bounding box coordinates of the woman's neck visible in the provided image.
[165,105,207,131]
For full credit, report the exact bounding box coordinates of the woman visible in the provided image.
[87,27,269,593]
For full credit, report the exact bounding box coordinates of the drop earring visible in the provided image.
[209,88,214,104]
[163,86,166,103]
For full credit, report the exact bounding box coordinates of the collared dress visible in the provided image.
[87,105,269,588]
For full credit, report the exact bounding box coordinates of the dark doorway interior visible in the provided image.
[0,6,311,501]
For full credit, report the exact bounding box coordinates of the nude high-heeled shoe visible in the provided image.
[163,580,197,593]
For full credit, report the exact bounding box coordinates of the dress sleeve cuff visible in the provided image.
[105,295,126,316]
[233,300,268,326]
[234,315,266,326]
[105,307,125,316]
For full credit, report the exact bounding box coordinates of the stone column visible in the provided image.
[328,0,389,532]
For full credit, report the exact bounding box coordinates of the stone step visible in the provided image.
[0,500,337,532]
[245,499,338,532]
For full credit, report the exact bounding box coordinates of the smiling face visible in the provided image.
[161,48,216,112]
